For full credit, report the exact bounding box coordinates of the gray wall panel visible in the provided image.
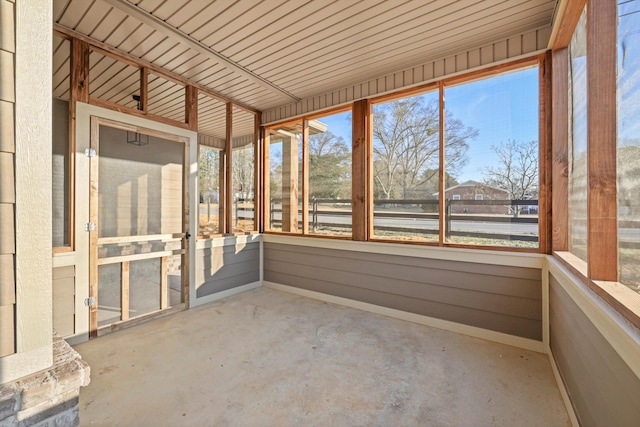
[266,244,542,300]
[196,241,260,298]
[264,242,543,340]
[265,269,542,340]
[53,266,75,338]
[549,276,640,427]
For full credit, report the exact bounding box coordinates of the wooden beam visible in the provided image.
[539,52,552,254]
[218,147,226,234]
[140,67,148,113]
[352,99,368,241]
[281,134,299,233]
[301,120,310,234]
[552,0,587,50]
[121,261,130,321]
[185,85,198,131]
[225,103,233,234]
[70,38,90,103]
[263,131,271,231]
[438,82,446,245]
[88,117,99,338]
[100,0,299,103]
[255,114,262,233]
[54,24,261,115]
[551,48,569,252]
[587,0,618,281]
[160,257,168,310]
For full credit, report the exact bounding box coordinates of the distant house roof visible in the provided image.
[432,180,509,197]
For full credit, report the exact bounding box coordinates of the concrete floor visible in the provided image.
[75,287,570,426]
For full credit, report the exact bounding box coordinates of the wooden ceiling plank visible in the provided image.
[89,6,130,42]
[110,24,156,53]
[146,0,186,21]
[257,0,534,80]
[283,15,547,97]
[101,0,300,102]
[56,0,95,29]
[239,0,421,70]
[54,0,73,23]
[220,0,355,58]
[199,0,292,51]
[177,0,238,39]
[54,24,261,113]
[74,1,114,36]
[266,1,548,88]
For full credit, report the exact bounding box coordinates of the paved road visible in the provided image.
[203,204,640,242]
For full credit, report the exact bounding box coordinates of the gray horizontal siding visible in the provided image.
[196,242,260,298]
[264,243,542,340]
[549,275,640,427]
[53,265,75,338]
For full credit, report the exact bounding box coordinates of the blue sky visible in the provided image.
[316,67,539,184]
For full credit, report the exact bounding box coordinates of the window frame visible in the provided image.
[262,57,546,253]
[263,106,353,239]
[550,0,640,329]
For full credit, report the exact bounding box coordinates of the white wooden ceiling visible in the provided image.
[54,0,559,117]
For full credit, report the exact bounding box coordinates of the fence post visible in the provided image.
[445,199,451,240]
[207,196,211,222]
[235,197,239,226]
[270,199,273,228]
[312,197,317,232]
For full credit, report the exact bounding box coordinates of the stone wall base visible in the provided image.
[0,334,90,426]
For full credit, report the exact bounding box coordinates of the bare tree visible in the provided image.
[199,146,220,202]
[372,97,476,200]
[232,146,255,200]
[482,139,538,216]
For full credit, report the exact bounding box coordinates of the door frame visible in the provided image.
[88,116,191,337]
[72,103,198,343]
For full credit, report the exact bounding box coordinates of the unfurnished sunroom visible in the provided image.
[1,0,639,426]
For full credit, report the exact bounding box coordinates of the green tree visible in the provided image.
[308,131,350,199]
[199,146,220,202]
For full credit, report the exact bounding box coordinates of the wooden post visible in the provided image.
[140,67,148,112]
[263,131,271,231]
[186,85,198,131]
[218,151,226,234]
[254,113,261,232]
[281,134,299,232]
[225,102,233,234]
[68,38,90,253]
[352,99,368,241]
[121,262,130,321]
[302,120,310,234]
[551,48,569,252]
[160,257,168,310]
[539,52,552,254]
[438,82,446,245]
[88,117,99,338]
[587,0,618,281]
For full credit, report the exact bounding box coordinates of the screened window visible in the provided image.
[232,107,256,233]
[444,67,540,248]
[371,90,441,242]
[568,9,588,262]
[618,0,640,291]
[267,122,302,233]
[307,111,352,237]
[198,145,223,236]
